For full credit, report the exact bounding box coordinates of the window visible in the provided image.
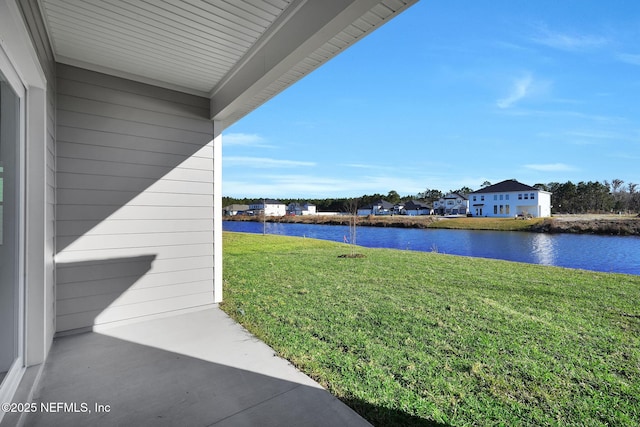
[499,205,504,214]
[506,205,510,215]
[524,194,529,199]
[494,205,498,214]
[481,195,484,201]
[518,194,522,200]
[530,193,535,199]
[505,194,509,200]
[499,194,503,200]
[472,196,476,202]
[0,67,23,390]
[493,195,497,201]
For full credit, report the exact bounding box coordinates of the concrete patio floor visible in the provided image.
[26,306,371,426]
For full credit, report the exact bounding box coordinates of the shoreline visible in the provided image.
[224,214,640,236]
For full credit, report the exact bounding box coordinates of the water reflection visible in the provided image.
[530,233,556,266]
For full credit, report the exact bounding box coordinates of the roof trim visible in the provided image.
[209,0,410,125]
[54,55,210,97]
[470,179,552,194]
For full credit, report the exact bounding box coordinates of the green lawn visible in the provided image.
[221,232,640,426]
[427,217,546,231]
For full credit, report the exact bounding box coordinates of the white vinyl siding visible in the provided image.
[16,0,58,359]
[55,65,214,332]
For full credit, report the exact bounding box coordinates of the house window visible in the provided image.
[472,196,477,202]
[493,205,498,214]
[499,205,504,214]
[505,194,509,200]
[499,194,503,200]
[518,194,522,200]
[530,193,535,199]
[493,195,497,201]
[524,194,529,199]
[506,205,510,215]
[481,195,484,201]
[0,69,23,388]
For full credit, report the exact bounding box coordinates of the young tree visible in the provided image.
[344,198,359,255]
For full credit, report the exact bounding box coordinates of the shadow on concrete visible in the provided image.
[29,307,449,427]
[27,332,370,427]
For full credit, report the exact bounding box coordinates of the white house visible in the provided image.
[249,199,287,217]
[223,204,249,216]
[468,179,552,218]
[287,202,317,216]
[402,200,433,216]
[434,193,469,215]
[357,200,394,216]
[0,0,417,422]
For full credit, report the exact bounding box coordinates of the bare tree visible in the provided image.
[345,198,359,255]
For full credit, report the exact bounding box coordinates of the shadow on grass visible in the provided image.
[343,397,451,427]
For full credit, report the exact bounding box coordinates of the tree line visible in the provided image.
[222,179,640,214]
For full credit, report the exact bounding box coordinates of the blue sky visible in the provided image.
[222,1,640,199]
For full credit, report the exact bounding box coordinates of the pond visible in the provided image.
[223,220,640,275]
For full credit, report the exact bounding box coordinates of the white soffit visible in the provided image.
[38,0,418,128]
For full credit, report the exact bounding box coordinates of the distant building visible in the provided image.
[434,193,469,215]
[357,200,395,216]
[468,179,552,218]
[401,200,433,216]
[287,202,317,216]
[223,204,249,216]
[249,199,287,216]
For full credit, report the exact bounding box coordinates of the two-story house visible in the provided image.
[468,179,552,218]
[357,200,394,216]
[249,199,287,217]
[434,193,469,215]
[287,203,317,216]
[402,200,433,216]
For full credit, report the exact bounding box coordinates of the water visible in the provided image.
[223,220,640,275]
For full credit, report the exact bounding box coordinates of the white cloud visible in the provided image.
[223,173,434,199]
[223,133,272,147]
[339,163,397,171]
[497,74,533,109]
[524,163,576,172]
[498,108,624,123]
[530,26,608,51]
[616,53,640,66]
[224,156,316,168]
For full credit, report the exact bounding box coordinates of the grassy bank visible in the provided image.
[222,232,640,426]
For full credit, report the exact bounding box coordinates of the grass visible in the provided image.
[427,217,546,231]
[221,232,640,426]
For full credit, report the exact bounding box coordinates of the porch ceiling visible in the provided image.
[38,0,418,128]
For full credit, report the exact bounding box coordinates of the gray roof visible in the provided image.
[470,179,545,194]
[404,200,431,209]
[444,193,468,200]
[223,204,249,211]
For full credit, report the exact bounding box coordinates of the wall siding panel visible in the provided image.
[56,64,214,332]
